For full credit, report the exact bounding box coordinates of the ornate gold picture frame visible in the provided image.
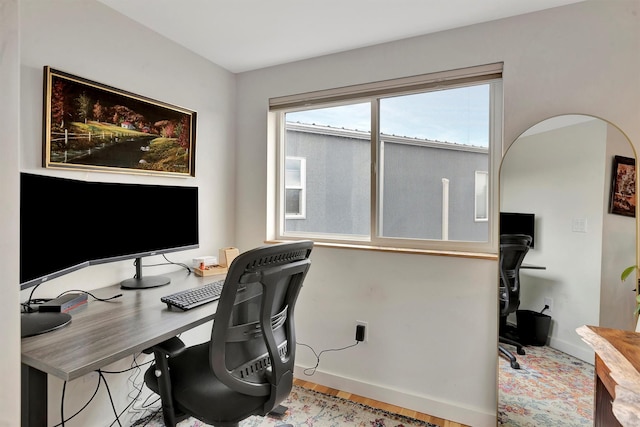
[609,155,636,217]
[43,66,197,177]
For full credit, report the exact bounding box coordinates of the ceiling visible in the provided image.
[98,0,585,73]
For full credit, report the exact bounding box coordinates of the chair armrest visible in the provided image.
[143,337,186,358]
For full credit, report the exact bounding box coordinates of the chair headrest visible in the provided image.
[500,233,532,246]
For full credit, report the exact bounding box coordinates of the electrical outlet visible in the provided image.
[544,297,553,313]
[355,320,368,342]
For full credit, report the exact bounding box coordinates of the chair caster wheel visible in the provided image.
[511,361,520,369]
[517,348,526,355]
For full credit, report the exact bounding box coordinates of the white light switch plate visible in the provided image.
[572,218,587,233]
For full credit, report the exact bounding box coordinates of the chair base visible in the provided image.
[499,335,525,369]
[500,335,525,355]
[499,317,526,369]
[269,404,288,417]
[499,345,520,369]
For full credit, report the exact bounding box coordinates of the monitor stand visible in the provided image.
[120,257,171,289]
[21,312,72,338]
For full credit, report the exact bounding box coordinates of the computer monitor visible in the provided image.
[499,212,535,248]
[20,173,199,336]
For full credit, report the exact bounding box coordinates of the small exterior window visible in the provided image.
[285,157,306,219]
[475,171,488,222]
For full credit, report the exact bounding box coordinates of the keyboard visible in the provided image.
[161,280,225,310]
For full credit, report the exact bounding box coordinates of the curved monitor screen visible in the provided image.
[20,173,199,290]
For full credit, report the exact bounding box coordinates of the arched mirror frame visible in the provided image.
[496,114,639,425]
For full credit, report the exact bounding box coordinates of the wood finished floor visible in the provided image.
[293,378,469,427]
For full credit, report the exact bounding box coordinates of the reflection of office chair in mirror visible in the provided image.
[144,241,313,427]
[499,234,532,369]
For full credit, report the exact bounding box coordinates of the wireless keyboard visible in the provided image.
[161,280,225,310]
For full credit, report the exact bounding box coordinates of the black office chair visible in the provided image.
[144,241,313,427]
[498,234,532,370]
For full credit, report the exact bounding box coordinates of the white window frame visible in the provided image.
[284,156,306,219]
[269,63,503,254]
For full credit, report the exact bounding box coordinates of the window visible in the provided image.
[285,156,306,218]
[270,64,502,253]
[475,171,489,222]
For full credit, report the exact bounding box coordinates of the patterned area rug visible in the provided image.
[498,345,594,426]
[135,385,438,427]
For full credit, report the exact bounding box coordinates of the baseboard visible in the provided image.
[294,365,496,427]
[547,336,594,364]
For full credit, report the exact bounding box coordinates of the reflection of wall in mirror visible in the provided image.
[501,117,635,363]
[601,123,637,331]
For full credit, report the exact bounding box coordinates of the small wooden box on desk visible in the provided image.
[194,265,227,276]
[193,247,239,277]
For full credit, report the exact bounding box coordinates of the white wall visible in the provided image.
[236,2,640,426]
[14,0,237,425]
[600,124,637,331]
[0,0,22,426]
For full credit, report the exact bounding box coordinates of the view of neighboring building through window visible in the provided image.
[285,103,371,237]
[272,65,502,252]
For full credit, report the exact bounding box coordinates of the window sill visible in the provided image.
[265,239,497,261]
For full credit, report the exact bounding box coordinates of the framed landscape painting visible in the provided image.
[43,66,197,177]
[609,155,636,217]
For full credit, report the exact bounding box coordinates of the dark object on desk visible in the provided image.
[21,312,71,338]
[21,293,87,338]
[161,279,225,310]
[144,240,313,427]
[120,257,174,289]
[498,234,532,369]
[38,293,88,313]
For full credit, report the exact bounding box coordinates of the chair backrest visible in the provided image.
[209,240,313,413]
[499,234,532,317]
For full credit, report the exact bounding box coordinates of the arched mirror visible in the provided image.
[497,115,637,426]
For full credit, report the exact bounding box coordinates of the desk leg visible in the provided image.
[22,364,47,427]
[594,375,621,427]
